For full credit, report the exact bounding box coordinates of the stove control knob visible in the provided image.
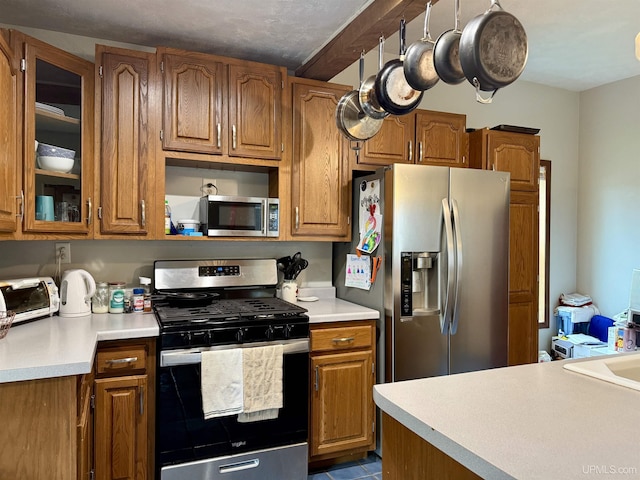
[236,328,245,343]
[265,326,275,341]
[284,324,293,339]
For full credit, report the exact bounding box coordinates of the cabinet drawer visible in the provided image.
[96,345,147,375]
[311,324,374,352]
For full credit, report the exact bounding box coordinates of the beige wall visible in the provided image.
[578,76,640,315]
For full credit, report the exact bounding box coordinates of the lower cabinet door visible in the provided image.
[94,375,148,480]
[310,350,374,457]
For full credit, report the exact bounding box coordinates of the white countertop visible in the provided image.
[295,286,379,323]
[374,355,640,480]
[0,313,159,384]
[0,289,378,384]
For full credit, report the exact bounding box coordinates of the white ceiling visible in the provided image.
[2,0,640,91]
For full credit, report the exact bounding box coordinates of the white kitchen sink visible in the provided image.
[564,352,640,391]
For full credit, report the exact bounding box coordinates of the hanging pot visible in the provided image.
[403,1,439,91]
[459,0,528,103]
[374,18,423,116]
[359,38,389,120]
[336,55,383,142]
[433,0,465,85]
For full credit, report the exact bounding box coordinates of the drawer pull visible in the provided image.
[332,337,355,344]
[105,356,138,365]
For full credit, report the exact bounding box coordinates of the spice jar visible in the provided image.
[132,288,145,313]
[108,282,126,313]
[92,282,109,314]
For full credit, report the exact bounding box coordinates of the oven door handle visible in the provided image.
[160,339,310,367]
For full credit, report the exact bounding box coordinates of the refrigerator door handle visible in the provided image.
[450,198,463,335]
[441,198,455,335]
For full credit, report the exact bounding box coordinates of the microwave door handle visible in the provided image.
[261,199,267,235]
[450,199,463,335]
[441,198,455,335]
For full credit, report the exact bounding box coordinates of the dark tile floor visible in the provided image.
[308,453,382,480]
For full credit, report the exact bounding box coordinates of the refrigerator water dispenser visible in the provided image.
[401,252,440,317]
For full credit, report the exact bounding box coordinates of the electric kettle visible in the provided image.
[59,269,96,317]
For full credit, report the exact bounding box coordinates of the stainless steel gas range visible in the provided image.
[153,259,309,480]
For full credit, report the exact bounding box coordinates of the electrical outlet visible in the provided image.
[55,242,71,264]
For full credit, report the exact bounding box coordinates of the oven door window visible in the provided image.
[158,352,308,467]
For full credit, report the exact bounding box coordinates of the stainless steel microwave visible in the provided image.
[0,276,60,326]
[199,195,279,237]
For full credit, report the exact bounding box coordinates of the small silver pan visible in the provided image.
[433,0,465,85]
[359,39,389,119]
[403,1,439,91]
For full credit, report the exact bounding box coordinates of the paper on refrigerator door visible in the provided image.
[357,180,381,254]
[345,254,371,290]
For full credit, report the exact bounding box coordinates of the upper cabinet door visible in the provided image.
[19,33,94,235]
[415,110,467,167]
[161,52,225,154]
[358,114,415,167]
[486,131,540,192]
[228,63,282,160]
[0,34,18,234]
[97,46,155,236]
[291,78,351,239]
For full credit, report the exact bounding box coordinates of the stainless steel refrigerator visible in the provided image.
[334,164,510,383]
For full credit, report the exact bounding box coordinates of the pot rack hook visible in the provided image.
[472,77,498,104]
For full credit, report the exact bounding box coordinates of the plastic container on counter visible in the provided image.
[108,282,126,313]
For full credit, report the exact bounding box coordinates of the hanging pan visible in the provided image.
[459,0,528,103]
[335,53,383,142]
[359,37,389,120]
[403,1,439,91]
[433,0,465,85]
[374,18,423,116]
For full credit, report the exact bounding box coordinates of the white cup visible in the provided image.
[281,281,297,303]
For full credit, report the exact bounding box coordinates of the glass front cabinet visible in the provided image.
[15,31,94,236]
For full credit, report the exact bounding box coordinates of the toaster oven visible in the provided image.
[0,277,60,326]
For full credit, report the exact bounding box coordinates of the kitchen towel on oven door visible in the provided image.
[201,349,244,419]
[238,344,284,423]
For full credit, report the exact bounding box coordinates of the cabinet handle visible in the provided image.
[216,123,221,148]
[232,125,237,150]
[332,337,355,344]
[16,190,24,220]
[408,141,412,162]
[105,356,138,365]
[418,142,423,162]
[140,199,146,227]
[87,197,92,225]
[314,365,319,392]
[139,385,144,415]
[295,207,299,230]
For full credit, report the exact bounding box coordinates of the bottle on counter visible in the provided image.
[108,282,125,313]
[132,288,145,312]
[92,282,109,313]
[164,200,172,235]
[139,276,153,313]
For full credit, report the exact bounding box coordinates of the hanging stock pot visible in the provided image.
[459,0,528,103]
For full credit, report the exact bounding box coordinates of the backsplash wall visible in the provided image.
[0,240,333,288]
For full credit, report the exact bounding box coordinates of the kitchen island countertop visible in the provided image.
[374,355,640,479]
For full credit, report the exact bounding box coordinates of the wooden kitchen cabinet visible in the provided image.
[357,109,467,168]
[95,45,157,237]
[309,321,376,461]
[289,77,352,240]
[469,128,540,365]
[0,32,19,236]
[10,30,94,237]
[159,47,284,161]
[77,370,95,480]
[94,338,156,480]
